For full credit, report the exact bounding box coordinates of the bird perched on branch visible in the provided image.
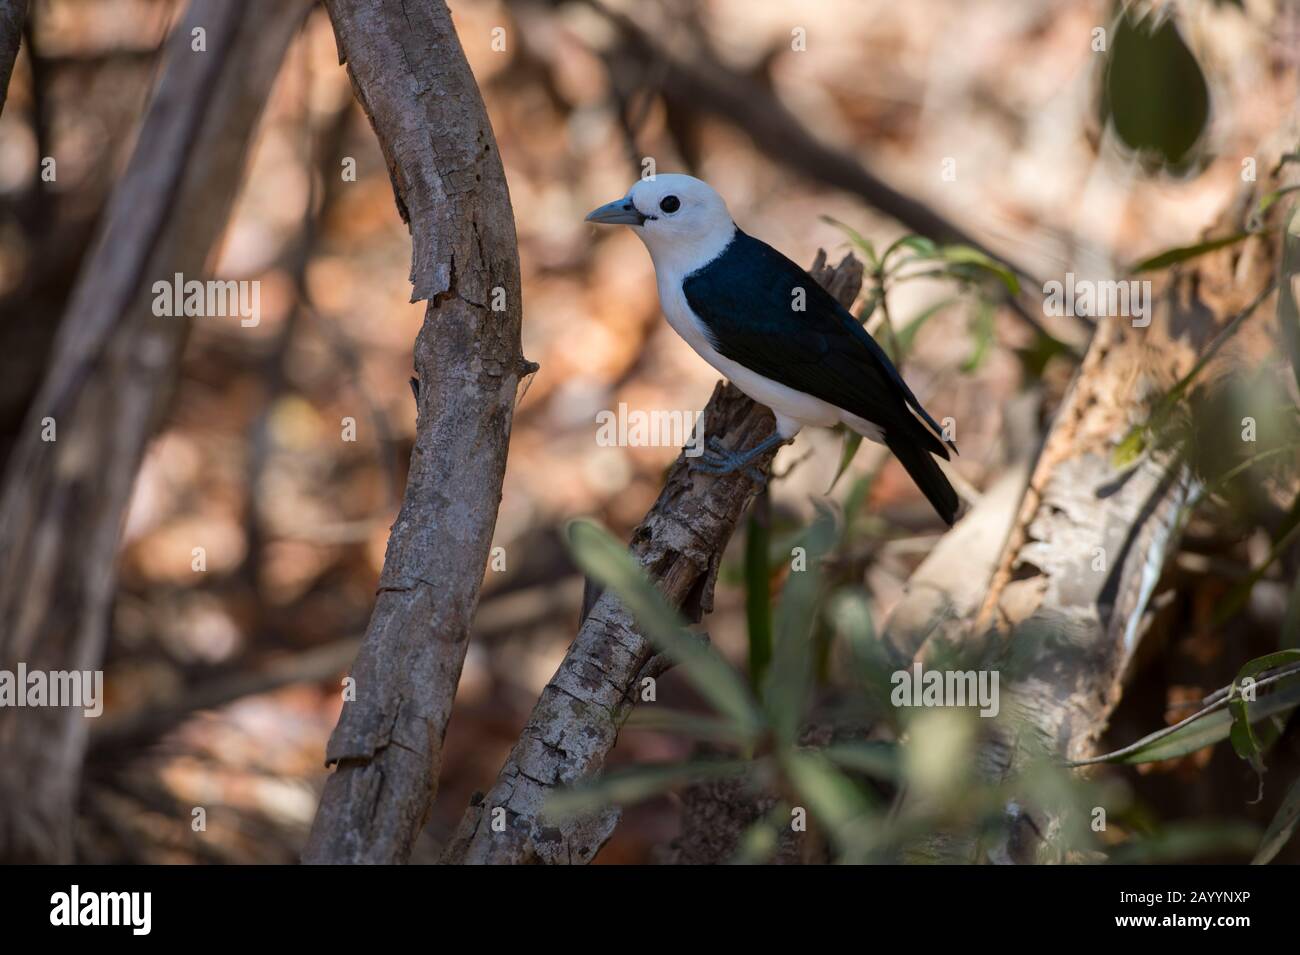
[585,174,960,525]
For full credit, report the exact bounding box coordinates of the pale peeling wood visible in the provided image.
[904,158,1287,864]
[0,0,308,863]
[301,0,527,864]
[881,463,1031,670]
[440,254,863,865]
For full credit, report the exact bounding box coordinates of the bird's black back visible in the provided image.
[681,229,952,460]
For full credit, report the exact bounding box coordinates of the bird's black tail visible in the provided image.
[886,433,960,526]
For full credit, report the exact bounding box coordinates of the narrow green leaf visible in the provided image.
[544,759,751,818]
[895,297,956,356]
[729,802,790,865]
[857,288,879,325]
[960,299,995,373]
[1110,823,1259,864]
[822,740,901,780]
[764,509,837,744]
[1111,280,1276,471]
[1228,650,1300,776]
[623,707,753,744]
[1072,669,1300,766]
[1255,183,1300,222]
[881,234,938,271]
[937,245,1020,295]
[827,430,864,493]
[827,587,897,722]
[744,493,774,693]
[782,749,879,857]
[1252,774,1300,864]
[1112,424,1149,468]
[819,216,878,267]
[566,520,763,735]
[1129,232,1249,273]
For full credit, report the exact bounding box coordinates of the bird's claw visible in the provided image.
[688,440,768,484]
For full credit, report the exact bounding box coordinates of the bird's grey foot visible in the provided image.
[689,434,782,482]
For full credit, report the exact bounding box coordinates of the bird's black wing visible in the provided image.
[682,230,951,458]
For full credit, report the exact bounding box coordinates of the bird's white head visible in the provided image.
[585,174,737,277]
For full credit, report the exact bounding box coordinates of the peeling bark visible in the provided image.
[302,0,527,864]
[440,253,863,864]
[0,0,308,863]
[904,163,1285,864]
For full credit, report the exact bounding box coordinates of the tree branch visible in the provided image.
[301,0,528,865]
[440,252,863,864]
[0,0,309,863]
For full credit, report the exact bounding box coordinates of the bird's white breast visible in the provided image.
[655,272,864,440]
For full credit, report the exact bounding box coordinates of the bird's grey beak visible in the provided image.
[584,198,647,226]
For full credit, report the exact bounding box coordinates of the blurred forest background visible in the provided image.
[2,0,1300,864]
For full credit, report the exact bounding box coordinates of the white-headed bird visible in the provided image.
[586,174,959,526]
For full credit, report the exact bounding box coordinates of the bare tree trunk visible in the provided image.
[903,163,1284,863]
[0,0,26,118]
[301,0,527,865]
[440,253,863,864]
[0,0,307,864]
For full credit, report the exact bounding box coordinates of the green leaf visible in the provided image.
[827,587,897,722]
[544,759,751,818]
[781,749,879,857]
[895,297,956,356]
[744,495,774,693]
[1072,667,1300,766]
[1111,280,1277,471]
[1015,329,1072,380]
[827,430,864,493]
[821,741,901,780]
[881,234,938,270]
[566,520,763,735]
[937,245,1020,295]
[1129,232,1250,273]
[1213,513,1300,630]
[729,802,790,865]
[1228,650,1300,777]
[1110,823,1259,864]
[1252,774,1300,864]
[1255,184,1300,224]
[1112,424,1149,469]
[960,298,995,373]
[857,289,879,325]
[764,509,836,744]
[623,707,754,744]
[820,216,878,267]
[1100,10,1209,172]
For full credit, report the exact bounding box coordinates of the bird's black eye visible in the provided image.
[659,195,681,213]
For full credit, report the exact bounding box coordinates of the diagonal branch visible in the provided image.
[440,252,863,864]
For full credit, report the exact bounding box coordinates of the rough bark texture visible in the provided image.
[301,0,527,864]
[0,0,25,118]
[0,0,307,863]
[904,166,1284,864]
[440,253,863,864]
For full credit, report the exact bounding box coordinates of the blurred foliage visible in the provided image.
[1100,5,1209,173]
